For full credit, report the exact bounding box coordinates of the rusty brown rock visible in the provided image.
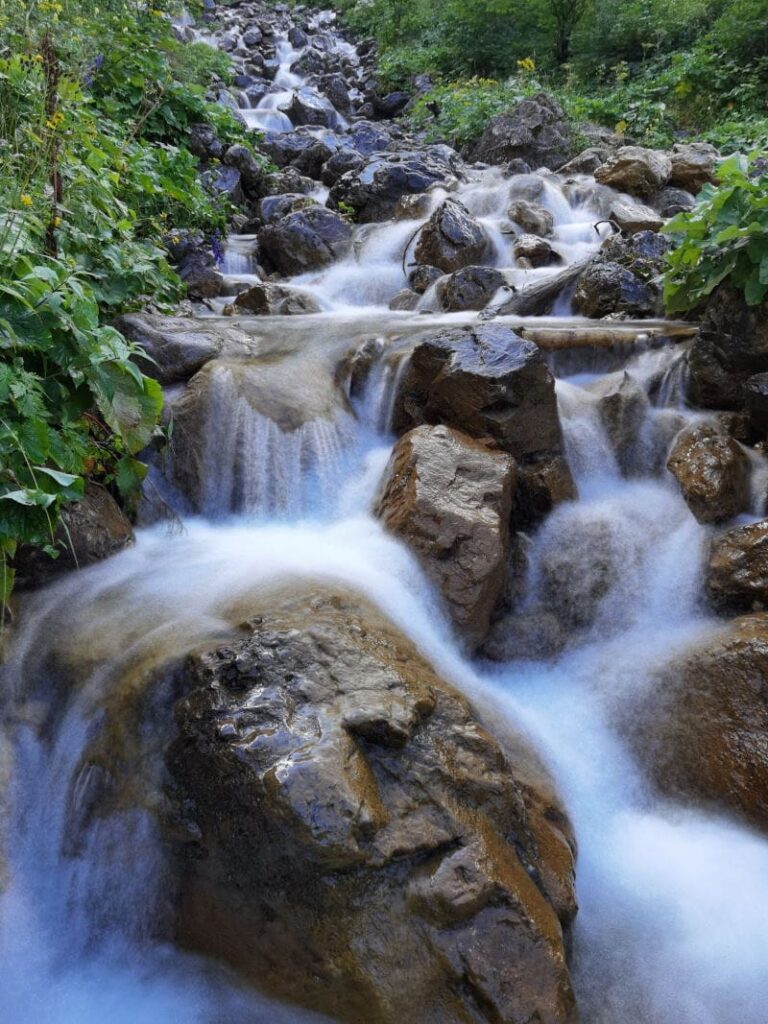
[375,424,516,648]
[625,614,768,832]
[707,520,768,610]
[666,423,750,524]
[168,587,579,1024]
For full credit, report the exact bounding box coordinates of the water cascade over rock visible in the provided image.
[3,3,768,1024]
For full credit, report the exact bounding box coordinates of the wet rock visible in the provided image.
[13,485,133,591]
[375,425,516,648]
[393,193,432,221]
[258,206,352,275]
[512,455,578,528]
[745,372,768,440]
[508,199,554,237]
[164,229,223,300]
[261,129,337,176]
[114,312,240,384]
[408,264,442,295]
[668,142,719,194]
[414,198,492,275]
[242,25,263,47]
[188,122,223,160]
[573,262,656,319]
[540,518,620,631]
[388,289,420,311]
[345,120,395,156]
[608,200,663,235]
[436,265,506,312]
[283,86,339,128]
[666,423,750,524]
[204,164,244,206]
[257,192,318,226]
[599,229,671,279]
[330,151,456,223]
[482,609,565,663]
[656,185,695,217]
[594,146,672,198]
[168,587,578,1024]
[707,520,768,611]
[259,167,317,196]
[514,234,560,268]
[233,282,321,316]
[687,285,768,410]
[392,324,564,461]
[626,614,768,831]
[223,143,264,195]
[373,91,410,118]
[472,93,572,171]
[596,372,650,472]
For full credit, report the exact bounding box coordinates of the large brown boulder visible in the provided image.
[375,425,516,648]
[626,614,768,832]
[414,198,493,274]
[168,588,579,1024]
[668,142,719,194]
[594,146,672,198]
[687,285,768,410]
[471,93,572,171]
[707,520,768,610]
[666,423,750,524]
[12,484,134,591]
[392,324,565,462]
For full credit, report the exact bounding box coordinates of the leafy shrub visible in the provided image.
[663,154,768,313]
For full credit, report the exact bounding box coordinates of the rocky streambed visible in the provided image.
[3,3,768,1024]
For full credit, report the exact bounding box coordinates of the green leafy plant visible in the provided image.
[663,154,768,312]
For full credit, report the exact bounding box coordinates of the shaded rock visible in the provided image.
[557,148,606,176]
[168,587,578,1024]
[374,91,410,118]
[375,425,516,647]
[540,518,619,631]
[436,266,506,312]
[508,174,546,202]
[258,206,352,275]
[223,143,264,195]
[188,122,223,160]
[414,199,492,275]
[707,520,768,610]
[508,199,554,237]
[608,200,663,235]
[233,282,321,316]
[261,129,338,176]
[512,455,578,528]
[594,146,672,198]
[745,372,768,440]
[666,423,750,524]
[573,262,656,319]
[482,609,565,663]
[596,372,650,472]
[392,324,564,461]
[514,234,560,268]
[13,485,133,591]
[472,93,572,171]
[626,614,768,831]
[688,285,768,410]
[330,151,454,223]
[164,229,222,300]
[408,264,442,295]
[393,193,432,221]
[656,186,695,217]
[321,149,364,187]
[257,192,318,225]
[388,289,420,311]
[260,167,317,196]
[114,312,236,384]
[668,142,719,194]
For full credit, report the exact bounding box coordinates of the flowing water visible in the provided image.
[2,6,768,1024]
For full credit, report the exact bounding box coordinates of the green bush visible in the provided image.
[663,154,768,313]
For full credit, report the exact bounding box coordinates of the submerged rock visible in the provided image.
[414,198,493,274]
[375,425,516,648]
[392,324,565,462]
[168,587,578,1024]
[666,423,750,524]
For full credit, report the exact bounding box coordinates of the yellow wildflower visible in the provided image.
[20,194,32,207]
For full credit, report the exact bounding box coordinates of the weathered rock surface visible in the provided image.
[258,206,352,275]
[707,520,768,610]
[392,325,564,461]
[232,281,322,315]
[608,200,663,235]
[668,142,719,194]
[594,146,672,198]
[168,588,579,1024]
[414,199,493,274]
[376,425,515,647]
[436,265,506,312]
[472,93,572,171]
[13,484,133,591]
[626,614,768,831]
[688,285,768,410]
[666,423,750,524]
[508,199,554,237]
[514,233,560,268]
[595,371,650,473]
[573,262,656,319]
[330,151,456,223]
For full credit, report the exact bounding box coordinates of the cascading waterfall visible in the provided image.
[3,5,768,1024]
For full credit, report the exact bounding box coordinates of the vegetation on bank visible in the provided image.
[0,0,254,602]
[336,0,768,152]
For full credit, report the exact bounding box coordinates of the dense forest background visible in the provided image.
[340,0,768,151]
